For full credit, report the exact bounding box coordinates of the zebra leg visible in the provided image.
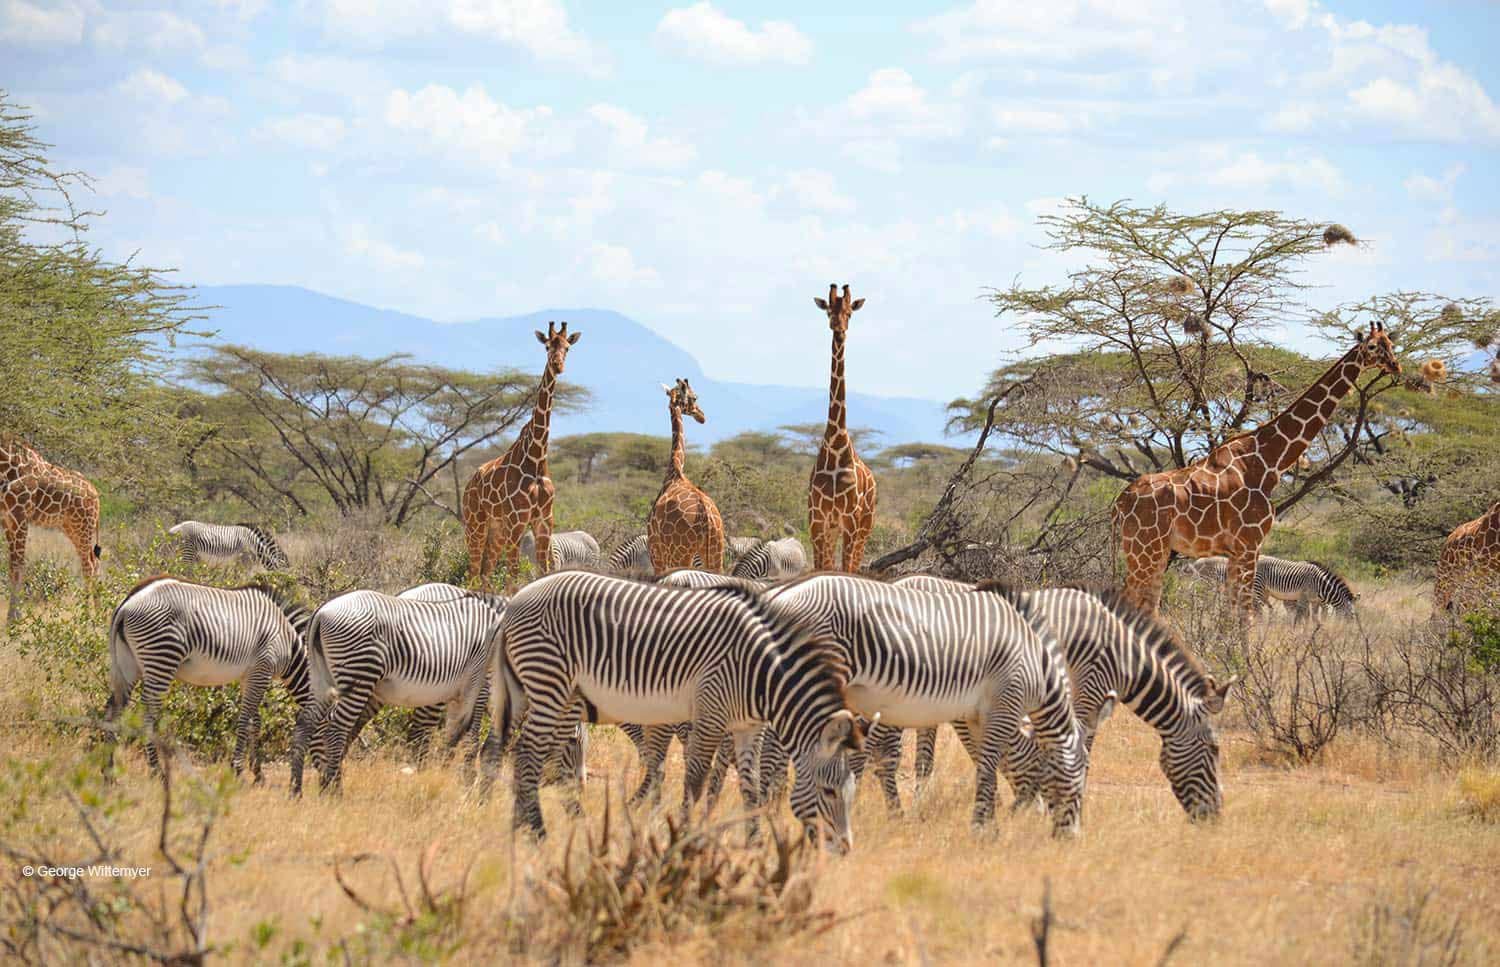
[233,661,275,783]
[406,705,443,762]
[971,704,1023,828]
[731,728,763,843]
[864,722,905,816]
[511,701,567,839]
[137,671,174,773]
[289,702,323,798]
[319,681,374,794]
[626,725,673,807]
[757,728,791,807]
[914,727,938,799]
[704,728,735,815]
[680,714,729,824]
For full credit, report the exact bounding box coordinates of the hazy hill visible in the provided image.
[191,285,954,447]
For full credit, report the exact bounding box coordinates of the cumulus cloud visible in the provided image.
[655,3,811,66]
[587,241,660,287]
[116,69,190,105]
[1148,146,1345,196]
[346,223,424,270]
[384,85,556,167]
[587,104,696,169]
[255,114,348,152]
[843,68,960,138]
[315,0,602,73]
[1403,163,1466,203]
[0,0,84,46]
[90,9,205,54]
[774,169,855,215]
[992,107,1082,135]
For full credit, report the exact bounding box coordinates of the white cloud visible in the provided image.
[90,10,205,54]
[215,0,268,22]
[587,104,696,169]
[913,1,1180,65]
[775,170,855,215]
[316,0,601,73]
[840,139,902,174]
[1148,146,1345,196]
[91,166,150,199]
[346,224,424,270]
[0,0,83,45]
[587,241,660,287]
[843,68,960,138]
[1347,66,1500,141]
[939,206,1021,238]
[1263,103,1319,133]
[255,114,347,152]
[384,85,555,167]
[1402,163,1465,203]
[655,3,811,67]
[992,107,1082,135]
[1264,0,1314,30]
[116,69,190,105]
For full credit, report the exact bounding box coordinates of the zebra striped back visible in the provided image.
[519,530,601,570]
[168,521,289,570]
[607,535,653,576]
[1183,555,1357,617]
[730,537,808,580]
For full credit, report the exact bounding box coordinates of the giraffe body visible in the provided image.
[1434,501,1500,614]
[1113,323,1401,622]
[648,379,724,574]
[461,322,580,591]
[809,284,878,572]
[2,437,101,623]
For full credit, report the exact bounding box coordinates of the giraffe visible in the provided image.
[1,436,101,624]
[461,321,580,592]
[1434,500,1500,614]
[647,379,724,574]
[1113,322,1401,622]
[808,283,878,573]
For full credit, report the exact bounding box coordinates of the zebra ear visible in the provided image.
[1203,675,1239,713]
[1090,691,1118,730]
[820,709,864,755]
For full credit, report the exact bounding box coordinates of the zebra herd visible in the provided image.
[99,521,1360,848]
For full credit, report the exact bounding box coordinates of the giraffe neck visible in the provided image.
[1252,345,1365,471]
[666,405,687,482]
[519,362,559,471]
[826,328,847,439]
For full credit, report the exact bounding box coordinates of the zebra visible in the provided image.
[607,535,653,577]
[725,535,763,568]
[730,537,808,580]
[751,573,1089,837]
[519,530,601,571]
[1181,555,1357,621]
[167,521,290,570]
[479,570,866,850]
[104,576,315,787]
[889,576,1236,819]
[300,588,504,792]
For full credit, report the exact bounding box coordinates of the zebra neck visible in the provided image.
[1118,658,1189,735]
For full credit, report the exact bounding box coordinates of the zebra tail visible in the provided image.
[106,603,138,715]
[491,647,522,754]
[304,614,341,704]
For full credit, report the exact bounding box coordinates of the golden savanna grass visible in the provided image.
[2,534,1499,963]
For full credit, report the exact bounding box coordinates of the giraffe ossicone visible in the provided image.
[461,321,580,592]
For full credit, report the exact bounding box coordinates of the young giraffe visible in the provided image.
[647,379,724,574]
[1434,500,1500,614]
[1114,322,1401,622]
[809,283,878,572]
[461,321,580,592]
[1,436,101,624]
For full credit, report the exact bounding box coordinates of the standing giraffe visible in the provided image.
[1114,322,1401,621]
[461,321,580,592]
[647,379,724,574]
[2,436,101,624]
[1434,501,1500,614]
[809,283,878,572]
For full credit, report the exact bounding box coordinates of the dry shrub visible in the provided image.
[1457,769,1500,823]
[1350,887,1468,967]
[520,794,839,963]
[1365,620,1500,761]
[328,843,474,962]
[1230,625,1359,763]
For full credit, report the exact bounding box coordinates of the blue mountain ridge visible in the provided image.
[188,284,957,447]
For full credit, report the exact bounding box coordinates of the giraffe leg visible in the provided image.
[499,521,528,588]
[4,519,27,625]
[702,522,724,576]
[69,507,101,583]
[467,518,492,592]
[1122,538,1170,614]
[847,496,876,573]
[1226,551,1259,630]
[809,514,837,572]
[533,483,555,576]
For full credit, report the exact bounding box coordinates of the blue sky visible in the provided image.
[4,0,1497,401]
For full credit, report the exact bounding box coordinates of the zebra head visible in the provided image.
[790,708,864,854]
[1162,675,1237,820]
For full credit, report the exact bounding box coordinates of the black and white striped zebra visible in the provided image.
[1182,555,1357,620]
[730,537,808,580]
[300,588,503,792]
[167,521,290,570]
[480,570,866,849]
[752,573,1090,836]
[606,535,653,577]
[519,530,601,570]
[104,576,314,786]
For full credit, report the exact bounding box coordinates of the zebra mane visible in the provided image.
[1306,560,1354,599]
[120,573,176,601]
[236,521,286,549]
[1085,588,1212,698]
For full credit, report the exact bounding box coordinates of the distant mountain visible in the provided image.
[190,285,955,447]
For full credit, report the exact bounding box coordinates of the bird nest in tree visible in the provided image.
[1442,302,1464,325]
[1491,358,1500,385]
[1404,375,1437,396]
[1323,224,1358,246]
[1475,331,1499,351]
[1165,276,1192,296]
[1182,312,1208,337]
[1419,359,1448,383]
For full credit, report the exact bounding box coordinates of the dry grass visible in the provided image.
[3,542,1499,963]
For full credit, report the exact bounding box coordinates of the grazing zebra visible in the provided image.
[1182,555,1357,620]
[730,537,808,580]
[168,521,290,570]
[480,571,866,849]
[300,589,503,792]
[606,535,653,577]
[753,573,1089,836]
[519,529,601,570]
[104,576,314,786]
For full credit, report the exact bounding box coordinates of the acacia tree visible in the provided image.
[182,347,587,526]
[953,198,1495,513]
[0,92,202,489]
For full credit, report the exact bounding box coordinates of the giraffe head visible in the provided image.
[662,378,705,424]
[533,320,581,374]
[813,283,864,333]
[1352,320,1401,376]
